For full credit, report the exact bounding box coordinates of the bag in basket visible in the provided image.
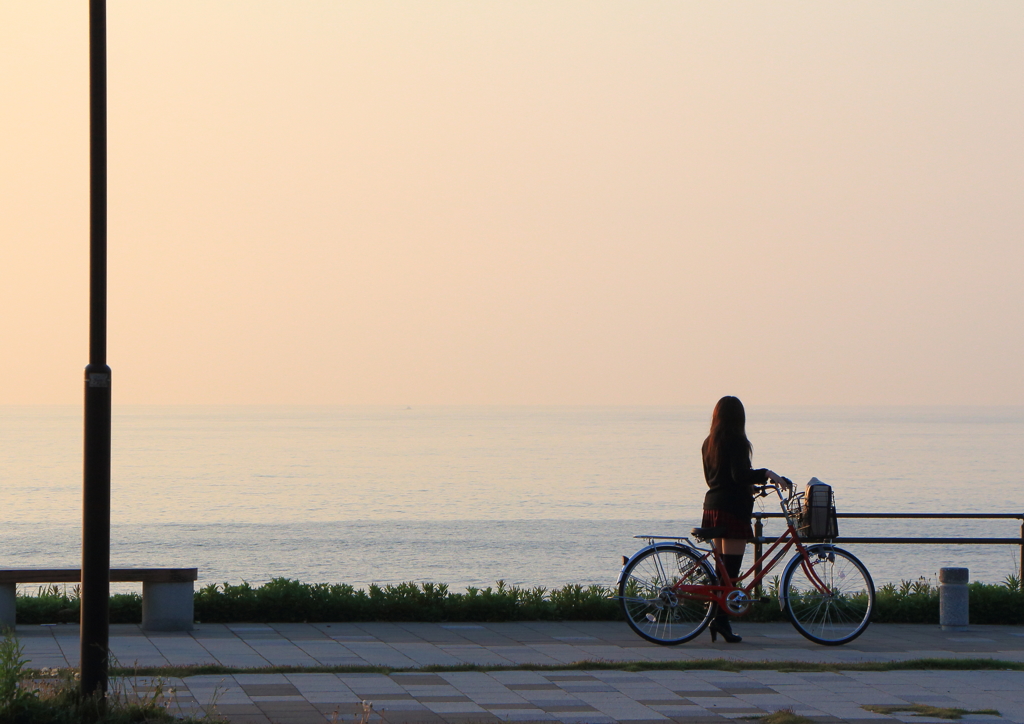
[798,477,839,540]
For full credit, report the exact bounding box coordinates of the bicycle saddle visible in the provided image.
[690,526,726,542]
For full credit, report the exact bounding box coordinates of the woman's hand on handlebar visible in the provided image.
[766,470,793,491]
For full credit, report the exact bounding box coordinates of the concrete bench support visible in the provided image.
[141,581,194,632]
[0,583,16,630]
[0,568,197,632]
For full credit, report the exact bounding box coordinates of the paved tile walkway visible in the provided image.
[15,622,1024,723]
[107,668,1023,724]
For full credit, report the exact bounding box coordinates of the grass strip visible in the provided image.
[83,657,1024,679]
[863,704,1001,720]
[745,711,816,724]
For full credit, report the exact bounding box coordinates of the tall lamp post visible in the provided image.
[82,0,111,697]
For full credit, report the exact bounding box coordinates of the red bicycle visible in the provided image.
[617,480,875,646]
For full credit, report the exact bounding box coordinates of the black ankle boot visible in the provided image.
[709,609,742,643]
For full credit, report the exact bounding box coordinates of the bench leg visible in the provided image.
[141,581,194,632]
[0,583,15,630]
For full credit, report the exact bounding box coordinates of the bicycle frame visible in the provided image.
[639,483,837,613]
[620,480,874,647]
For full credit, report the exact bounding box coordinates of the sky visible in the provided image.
[1,1,1022,406]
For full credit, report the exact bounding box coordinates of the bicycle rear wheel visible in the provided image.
[782,545,874,645]
[618,545,716,645]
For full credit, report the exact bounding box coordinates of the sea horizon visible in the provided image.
[3,404,1022,590]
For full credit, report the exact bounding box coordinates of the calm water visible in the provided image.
[2,405,1022,591]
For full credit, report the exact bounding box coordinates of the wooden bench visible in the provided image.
[0,568,198,632]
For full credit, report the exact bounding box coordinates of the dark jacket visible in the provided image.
[701,435,768,518]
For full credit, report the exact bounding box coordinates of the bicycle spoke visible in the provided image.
[619,545,715,646]
[783,546,874,646]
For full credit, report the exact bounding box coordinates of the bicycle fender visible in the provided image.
[778,543,839,611]
[616,542,699,587]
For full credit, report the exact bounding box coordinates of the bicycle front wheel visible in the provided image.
[619,545,716,646]
[782,545,874,645]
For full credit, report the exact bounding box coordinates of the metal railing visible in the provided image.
[752,512,1024,585]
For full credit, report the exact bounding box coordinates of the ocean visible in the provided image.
[2,405,1022,592]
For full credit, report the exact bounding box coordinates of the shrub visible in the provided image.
[547,583,621,620]
[193,578,623,623]
[15,586,142,626]
[874,578,941,623]
[691,574,1024,625]
[868,576,1024,625]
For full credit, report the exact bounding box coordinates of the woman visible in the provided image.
[701,396,786,643]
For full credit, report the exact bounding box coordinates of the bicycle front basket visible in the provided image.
[797,479,839,541]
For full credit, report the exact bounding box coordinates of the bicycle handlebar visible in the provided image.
[755,477,796,502]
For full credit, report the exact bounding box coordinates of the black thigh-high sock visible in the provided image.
[722,553,744,583]
[716,553,745,624]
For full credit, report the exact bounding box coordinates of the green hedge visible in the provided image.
[745,575,1024,625]
[14,580,621,625]
[13,576,1024,626]
[874,577,1024,626]
[191,579,619,622]
[14,586,143,626]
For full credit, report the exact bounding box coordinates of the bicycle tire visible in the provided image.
[618,544,716,646]
[781,545,874,645]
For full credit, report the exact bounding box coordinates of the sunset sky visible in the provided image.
[2,2,1022,406]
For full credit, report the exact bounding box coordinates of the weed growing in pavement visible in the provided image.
[0,629,214,723]
[326,699,374,724]
[0,631,31,710]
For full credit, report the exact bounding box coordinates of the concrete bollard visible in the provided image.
[939,567,969,631]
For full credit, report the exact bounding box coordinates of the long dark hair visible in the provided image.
[705,396,752,468]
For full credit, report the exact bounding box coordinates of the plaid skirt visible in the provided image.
[701,509,754,540]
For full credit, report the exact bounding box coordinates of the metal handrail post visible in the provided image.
[753,514,763,597]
